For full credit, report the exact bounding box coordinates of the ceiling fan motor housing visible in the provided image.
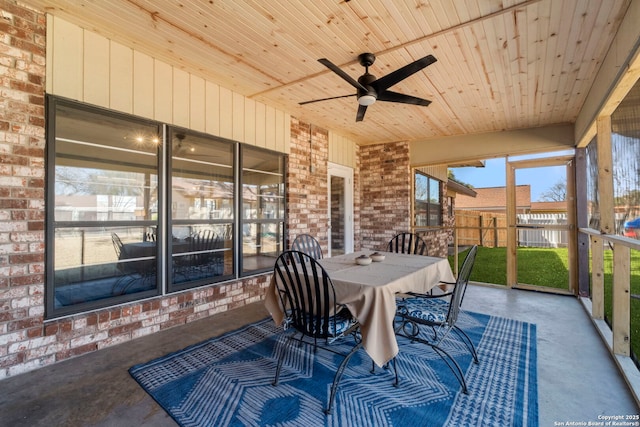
[357,73,377,105]
[358,52,376,67]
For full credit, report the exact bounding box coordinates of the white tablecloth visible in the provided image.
[265,250,456,367]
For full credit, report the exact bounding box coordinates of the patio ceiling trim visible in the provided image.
[409,123,574,168]
[575,0,640,147]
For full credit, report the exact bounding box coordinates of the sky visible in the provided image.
[450,154,570,202]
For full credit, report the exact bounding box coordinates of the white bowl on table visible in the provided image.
[370,252,386,262]
[355,255,372,265]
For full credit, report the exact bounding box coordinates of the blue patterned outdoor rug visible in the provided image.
[129,311,537,426]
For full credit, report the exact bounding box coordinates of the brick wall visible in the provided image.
[288,118,329,252]
[0,0,47,377]
[0,1,270,379]
[359,141,411,250]
[359,140,451,257]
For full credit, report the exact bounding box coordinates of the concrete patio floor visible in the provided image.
[0,284,638,426]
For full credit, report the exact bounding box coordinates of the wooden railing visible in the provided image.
[421,224,638,362]
[580,228,640,355]
[579,227,640,403]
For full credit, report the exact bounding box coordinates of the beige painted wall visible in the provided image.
[328,131,357,168]
[46,15,290,154]
[409,124,575,167]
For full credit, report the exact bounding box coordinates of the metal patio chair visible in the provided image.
[271,250,365,414]
[387,232,429,255]
[291,233,323,259]
[395,245,479,394]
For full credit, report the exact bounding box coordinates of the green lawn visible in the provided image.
[449,246,569,289]
[449,246,640,361]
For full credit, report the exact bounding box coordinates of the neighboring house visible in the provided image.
[454,185,532,214]
[530,201,567,213]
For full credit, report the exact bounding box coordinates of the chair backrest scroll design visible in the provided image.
[274,250,336,339]
[291,234,323,260]
[387,232,428,255]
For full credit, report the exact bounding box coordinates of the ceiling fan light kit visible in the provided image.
[300,52,437,121]
[357,94,376,106]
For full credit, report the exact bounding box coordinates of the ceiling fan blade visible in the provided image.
[373,55,437,91]
[318,58,368,91]
[356,104,368,122]
[377,90,431,106]
[298,93,355,105]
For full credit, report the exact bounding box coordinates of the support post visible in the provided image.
[590,235,604,320]
[612,243,630,356]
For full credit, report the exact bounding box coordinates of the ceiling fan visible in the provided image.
[300,52,437,122]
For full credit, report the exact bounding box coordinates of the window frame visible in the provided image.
[45,96,287,319]
[238,144,287,276]
[413,171,442,228]
[166,127,238,292]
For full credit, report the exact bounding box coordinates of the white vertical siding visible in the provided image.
[154,60,173,123]
[416,164,448,181]
[204,80,220,136]
[83,31,109,107]
[48,16,83,100]
[172,68,190,128]
[47,15,290,154]
[109,41,133,113]
[189,75,206,132]
[132,51,154,118]
[328,132,356,168]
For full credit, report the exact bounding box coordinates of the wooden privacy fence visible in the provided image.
[455,211,568,248]
[455,210,507,247]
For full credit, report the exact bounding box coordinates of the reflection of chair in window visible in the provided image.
[144,227,157,242]
[193,230,222,274]
[173,230,223,282]
[111,232,135,294]
[112,232,124,261]
[291,234,323,259]
[395,245,479,394]
[387,232,428,255]
[272,250,368,414]
[111,232,156,295]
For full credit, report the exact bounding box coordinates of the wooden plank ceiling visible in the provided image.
[22,0,631,146]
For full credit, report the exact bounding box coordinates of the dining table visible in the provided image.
[264,250,456,367]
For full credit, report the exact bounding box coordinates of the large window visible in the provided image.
[169,129,236,291]
[240,146,285,275]
[46,97,286,318]
[414,172,442,227]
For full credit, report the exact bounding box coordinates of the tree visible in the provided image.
[447,170,474,188]
[539,181,566,202]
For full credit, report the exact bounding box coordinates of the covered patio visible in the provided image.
[1,0,640,424]
[0,285,636,426]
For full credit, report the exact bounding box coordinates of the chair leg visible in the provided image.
[430,344,468,394]
[453,326,479,364]
[325,342,363,414]
[272,335,295,386]
[390,357,399,387]
[369,358,400,387]
[396,327,469,394]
